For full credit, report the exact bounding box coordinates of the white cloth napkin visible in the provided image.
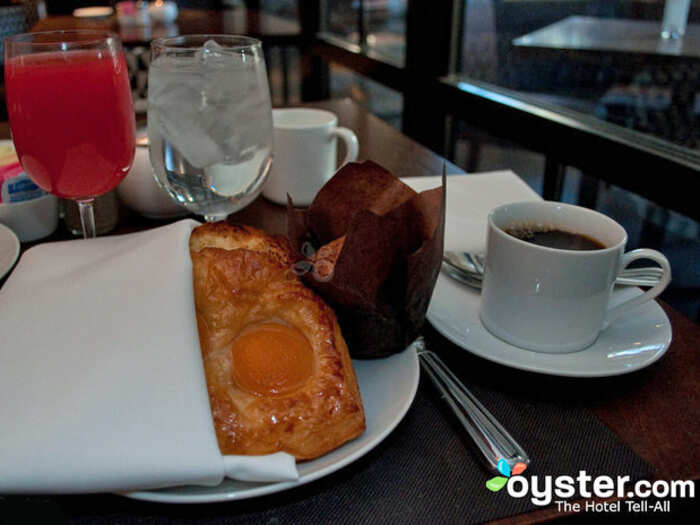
[402,171,541,252]
[0,219,298,494]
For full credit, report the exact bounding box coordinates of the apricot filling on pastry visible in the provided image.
[230,322,314,397]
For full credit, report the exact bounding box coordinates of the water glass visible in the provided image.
[147,35,273,222]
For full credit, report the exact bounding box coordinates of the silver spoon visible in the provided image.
[444,251,664,289]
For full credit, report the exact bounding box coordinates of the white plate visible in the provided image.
[124,347,419,503]
[427,272,672,377]
[0,223,20,279]
[73,7,114,18]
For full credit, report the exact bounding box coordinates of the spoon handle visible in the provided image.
[444,253,662,288]
[415,338,530,474]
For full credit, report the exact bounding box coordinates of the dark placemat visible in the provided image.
[1,344,653,525]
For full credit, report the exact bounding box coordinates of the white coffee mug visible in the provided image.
[263,108,359,206]
[479,201,671,353]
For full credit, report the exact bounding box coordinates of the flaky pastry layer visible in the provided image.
[190,223,365,460]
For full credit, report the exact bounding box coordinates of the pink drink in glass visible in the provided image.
[5,49,135,199]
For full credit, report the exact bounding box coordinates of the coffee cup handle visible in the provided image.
[604,249,671,327]
[331,127,359,167]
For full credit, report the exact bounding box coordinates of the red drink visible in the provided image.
[5,49,135,199]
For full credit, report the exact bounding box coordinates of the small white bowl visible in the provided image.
[117,144,188,219]
[0,194,59,242]
[0,222,20,279]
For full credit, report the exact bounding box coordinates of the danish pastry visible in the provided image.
[190,223,365,460]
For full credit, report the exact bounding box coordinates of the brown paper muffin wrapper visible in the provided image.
[287,161,446,358]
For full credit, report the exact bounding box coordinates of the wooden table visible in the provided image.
[31,7,302,47]
[0,99,697,523]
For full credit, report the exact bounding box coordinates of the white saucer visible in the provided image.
[0,223,20,280]
[427,271,672,377]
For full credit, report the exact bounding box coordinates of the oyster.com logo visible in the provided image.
[485,459,528,492]
[485,466,694,512]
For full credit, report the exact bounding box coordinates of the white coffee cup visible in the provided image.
[479,201,671,353]
[263,108,359,206]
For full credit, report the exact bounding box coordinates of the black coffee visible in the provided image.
[505,226,605,251]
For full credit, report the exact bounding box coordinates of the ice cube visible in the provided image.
[147,51,272,169]
[212,72,273,163]
[195,39,225,63]
[148,61,226,168]
[194,72,271,165]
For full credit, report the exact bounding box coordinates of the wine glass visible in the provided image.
[147,35,273,222]
[4,31,136,238]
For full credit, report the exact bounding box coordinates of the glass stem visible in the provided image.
[77,198,97,239]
